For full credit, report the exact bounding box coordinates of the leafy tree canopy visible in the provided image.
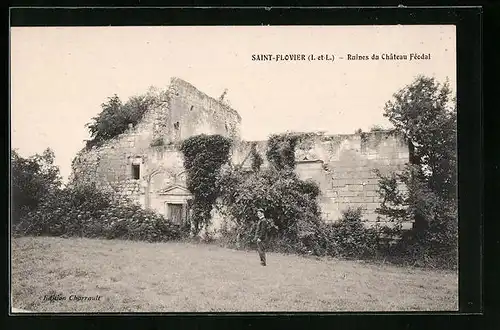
[383,75,456,200]
[375,75,457,263]
[11,148,62,223]
[85,93,156,149]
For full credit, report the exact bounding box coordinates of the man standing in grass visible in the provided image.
[254,208,277,266]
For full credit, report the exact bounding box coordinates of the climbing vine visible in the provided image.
[180,134,232,235]
[266,133,299,170]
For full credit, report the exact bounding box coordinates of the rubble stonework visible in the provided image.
[70,77,410,230]
[233,131,409,224]
[70,77,241,202]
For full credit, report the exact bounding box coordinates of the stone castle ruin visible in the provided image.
[70,77,410,231]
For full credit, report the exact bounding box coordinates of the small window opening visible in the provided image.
[132,164,140,180]
[174,122,180,130]
[190,105,194,111]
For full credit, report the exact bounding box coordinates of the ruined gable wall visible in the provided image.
[146,78,242,196]
[70,78,242,208]
[167,78,241,143]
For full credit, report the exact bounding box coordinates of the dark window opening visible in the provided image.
[167,203,184,225]
[132,164,140,180]
[190,105,194,111]
[174,122,180,130]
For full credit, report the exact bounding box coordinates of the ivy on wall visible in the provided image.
[179,134,232,235]
[266,133,299,170]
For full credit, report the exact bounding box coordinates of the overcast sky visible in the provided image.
[11,25,456,181]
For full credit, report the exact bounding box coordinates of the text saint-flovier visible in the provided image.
[252,54,273,61]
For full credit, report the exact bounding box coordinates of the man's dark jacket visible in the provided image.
[254,218,269,241]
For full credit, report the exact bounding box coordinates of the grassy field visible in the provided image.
[11,236,458,312]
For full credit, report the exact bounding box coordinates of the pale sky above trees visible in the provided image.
[11,25,456,181]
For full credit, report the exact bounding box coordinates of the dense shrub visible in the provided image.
[180,134,232,235]
[217,165,325,255]
[320,208,385,259]
[316,208,453,267]
[13,183,182,242]
[216,131,330,255]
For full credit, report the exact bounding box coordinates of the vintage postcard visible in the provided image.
[10,24,458,313]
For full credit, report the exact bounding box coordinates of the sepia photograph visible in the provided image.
[10,24,458,313]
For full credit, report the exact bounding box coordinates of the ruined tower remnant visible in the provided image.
[70,77,241,226]
[70,77,410,230]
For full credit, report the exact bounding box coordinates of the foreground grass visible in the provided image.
[11,236,458,312]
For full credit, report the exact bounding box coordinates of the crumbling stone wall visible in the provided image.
[232,131,409,225]
[166,78,241,143]
[70,77,242,207]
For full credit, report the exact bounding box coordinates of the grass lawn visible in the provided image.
[11,236,458,312]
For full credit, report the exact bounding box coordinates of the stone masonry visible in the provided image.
[232,131,409,225]
[70,77,410,231]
